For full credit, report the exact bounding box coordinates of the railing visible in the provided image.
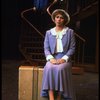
[21,7,44,38]
[47,0,58,16]
[70,0,98,16]
[73,33,86,65]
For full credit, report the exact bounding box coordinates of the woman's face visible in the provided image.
[54,14,65,26]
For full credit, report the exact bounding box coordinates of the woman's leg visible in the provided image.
[57,92,61,100]
[49,90,54,100]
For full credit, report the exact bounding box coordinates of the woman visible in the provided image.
[41,9,76,100]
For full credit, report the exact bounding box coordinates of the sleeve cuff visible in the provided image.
[46,55,54,61]
[62,55,69,62]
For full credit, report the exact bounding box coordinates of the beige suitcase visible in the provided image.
[18,66,47,100]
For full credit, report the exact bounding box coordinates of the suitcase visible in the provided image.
[18,66,47,100]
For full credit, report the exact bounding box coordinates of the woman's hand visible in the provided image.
[56,59,66,64]
[50,58,66,64]
[50,58,57,64]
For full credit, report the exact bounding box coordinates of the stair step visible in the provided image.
[72,67,84,75]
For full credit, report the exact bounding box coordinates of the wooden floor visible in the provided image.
[2,60,99,100]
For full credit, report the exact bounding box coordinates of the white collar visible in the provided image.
[50,26,69,36]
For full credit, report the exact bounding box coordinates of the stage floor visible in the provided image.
[2,60,99,100]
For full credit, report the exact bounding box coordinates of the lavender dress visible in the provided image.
[41,27,76,100]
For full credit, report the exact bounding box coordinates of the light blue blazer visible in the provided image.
[44,27,76,59]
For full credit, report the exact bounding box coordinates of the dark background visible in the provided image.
[1,0,98,61]
[1,0,33,60]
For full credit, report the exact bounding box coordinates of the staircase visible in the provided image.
[19,3,86,74]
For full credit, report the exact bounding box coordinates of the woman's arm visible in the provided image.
[66,30,76,57]
[61,29,76,62]
[44,31,54,61]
